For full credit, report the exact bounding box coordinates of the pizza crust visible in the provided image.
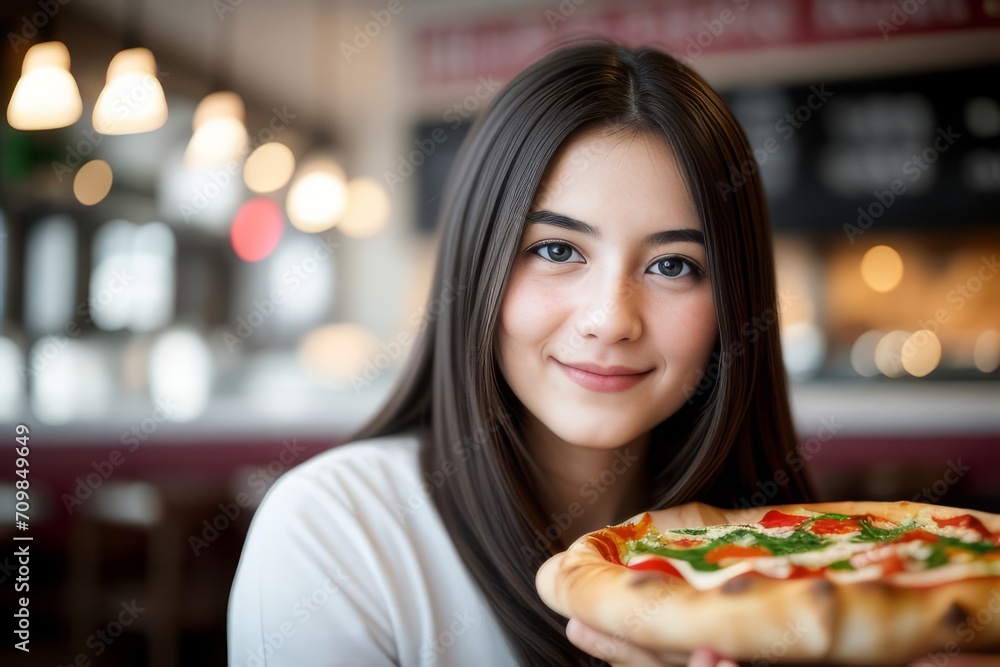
[536,501,1000,664]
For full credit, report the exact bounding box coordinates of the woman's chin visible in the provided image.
[550,422,646,451]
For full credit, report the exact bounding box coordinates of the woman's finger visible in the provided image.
[687,647,738,667]
[565,618,667,666]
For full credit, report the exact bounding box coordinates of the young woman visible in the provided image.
[229,39,815,666]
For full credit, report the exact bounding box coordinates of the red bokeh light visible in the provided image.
[230,198,284,262]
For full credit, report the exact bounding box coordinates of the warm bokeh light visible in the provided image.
[6,41,82,130]
[286,158,348,233]
[30,339,113,424]
[298,323,380,380]
[90,220,138,332]
[89,220,175,332]
[874,329,911,377]
[158,146,243,228]
[850,330,884,377]
[337,178,391,238]
[860,245,904,293]
[263,236,337,332]
[149,328,213,422]
[243,142,296,193]
[74,160,114,206]
[974,329,1000,373]
[781,322,826,380]
[185,91,249,168]
[901,329,941,377]
[93,48,168,135]
[230,198,284,262]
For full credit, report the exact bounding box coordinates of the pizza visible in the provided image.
[535,501,1000,665]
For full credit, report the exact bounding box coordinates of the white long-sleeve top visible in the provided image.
[227,432,520,666]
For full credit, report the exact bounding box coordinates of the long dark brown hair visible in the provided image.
[348,38,814,666]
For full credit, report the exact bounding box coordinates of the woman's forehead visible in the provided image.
[532,125,700,233]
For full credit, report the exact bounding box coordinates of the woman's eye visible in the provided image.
[531,242,582,263]
[649,256,696,279]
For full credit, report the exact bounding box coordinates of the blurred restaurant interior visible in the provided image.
[1,0,1000,664]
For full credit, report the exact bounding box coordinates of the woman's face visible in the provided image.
[497,125,718,451]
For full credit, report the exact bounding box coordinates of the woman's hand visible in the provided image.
[566,618,737,667]
[568,617,1000,667]
[909,656,1000,666]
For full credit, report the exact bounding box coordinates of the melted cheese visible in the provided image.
[624,508,1000,591]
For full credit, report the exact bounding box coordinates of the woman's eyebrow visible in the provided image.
[526,210,598,235]
[526,209,704,245]
[646,228,704,245]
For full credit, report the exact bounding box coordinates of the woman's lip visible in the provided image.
[556,360,653,393]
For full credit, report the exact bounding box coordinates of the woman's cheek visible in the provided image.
[503,274,564,342]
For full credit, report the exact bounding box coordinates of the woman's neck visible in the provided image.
[524,415,651,547]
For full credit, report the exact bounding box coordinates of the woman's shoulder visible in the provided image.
[252,430,425,524]
[288,430,422,481]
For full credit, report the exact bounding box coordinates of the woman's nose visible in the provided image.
[573,272,643,342]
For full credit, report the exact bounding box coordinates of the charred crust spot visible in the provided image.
[940,602,968,629]
[628,571,666,587]
[721,577,752,595]
[811,579,835,597]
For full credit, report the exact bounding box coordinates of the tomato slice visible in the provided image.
[788,565,823,579]
[606,512,654,541]
[758,510,809,529]
[704,544,771,564]
[670,537,705,549]
[933,514,993,541]
[894,529,939,544]
[810,517,861,535]
[877,553,906,576]
[627,558,683,578]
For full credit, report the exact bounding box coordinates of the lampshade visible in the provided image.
[184,91,249,168]
[286,156,348,233]
[6,41,82,131]
[93,48,168,135]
